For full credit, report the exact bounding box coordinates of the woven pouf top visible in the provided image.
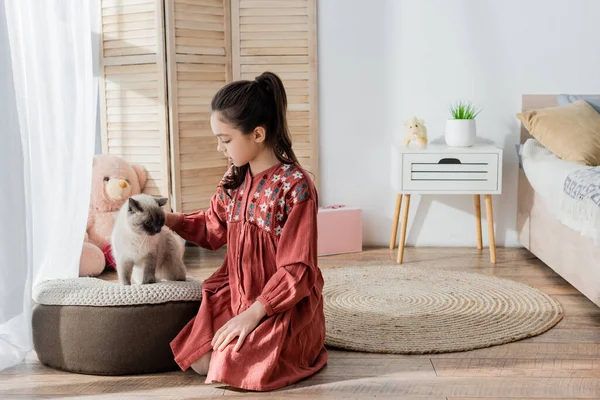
[33,277,203,307]
[322,265,563,354]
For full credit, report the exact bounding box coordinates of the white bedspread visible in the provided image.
[521,139,600,244]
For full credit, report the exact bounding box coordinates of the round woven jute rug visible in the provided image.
[322,265,563,354]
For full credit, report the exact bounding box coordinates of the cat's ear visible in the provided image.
[155,197,168,207]
[128,197,143,213]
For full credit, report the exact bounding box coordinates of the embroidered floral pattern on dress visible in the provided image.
[222,180,244,222]
[219,164,311,236]
[224,164,311,236]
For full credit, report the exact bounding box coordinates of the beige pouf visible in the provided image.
[32,278,202,375]
[322,265,563,354]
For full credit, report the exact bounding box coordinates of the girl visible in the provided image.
[164,72,328,391]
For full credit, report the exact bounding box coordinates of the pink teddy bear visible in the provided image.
[79,154,147,277]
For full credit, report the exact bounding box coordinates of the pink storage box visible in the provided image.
[317,205,362,256]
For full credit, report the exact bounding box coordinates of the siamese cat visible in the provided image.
[111,194,186,285]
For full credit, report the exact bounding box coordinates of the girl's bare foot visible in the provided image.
[190,351,212,375]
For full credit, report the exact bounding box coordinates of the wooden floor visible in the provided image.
[3,247,600,399]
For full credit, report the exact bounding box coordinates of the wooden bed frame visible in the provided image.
[517,95,600,307]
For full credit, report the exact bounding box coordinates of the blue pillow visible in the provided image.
[557,94,600,114]
[515,144,523,169]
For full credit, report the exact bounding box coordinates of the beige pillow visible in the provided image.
[517,100,600,165]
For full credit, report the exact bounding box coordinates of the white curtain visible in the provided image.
[0,0,99,370]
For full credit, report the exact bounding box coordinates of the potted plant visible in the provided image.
[445,101,481,147]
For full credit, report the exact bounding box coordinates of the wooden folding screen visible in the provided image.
[100,0,318,212]
[231,0,319,180]
[164,0,231,213]
[99,0,171,198]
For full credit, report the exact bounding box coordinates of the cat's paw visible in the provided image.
[142,277,156,284]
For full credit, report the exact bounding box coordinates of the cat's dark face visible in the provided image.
[127,195,168,235]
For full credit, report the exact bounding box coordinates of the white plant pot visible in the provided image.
[445,119,476,147]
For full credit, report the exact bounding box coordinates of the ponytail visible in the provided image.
[211,71,298,195]
[253,72,297,165]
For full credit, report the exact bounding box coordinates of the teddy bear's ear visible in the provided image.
[92,155,101,167]
[132,164,148,190]
[155,197,168,207]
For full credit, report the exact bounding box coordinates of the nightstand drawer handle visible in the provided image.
[438,158,461,164]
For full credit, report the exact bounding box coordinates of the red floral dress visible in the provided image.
[168,162,328,391]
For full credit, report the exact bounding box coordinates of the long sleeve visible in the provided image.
[168,186,228,251]
[257,195,319,316]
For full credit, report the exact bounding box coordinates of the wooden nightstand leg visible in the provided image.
[390,194,403,249]
[485,194,496,263]
[474,194,483,250]
[396,194,411,264]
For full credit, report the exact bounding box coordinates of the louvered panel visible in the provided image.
[240,7,308,16]
[240,15,308,24]
[181,165,230,213]
[105,131,159,140]
[181,182,225,195]
[166,0,231,213]
[174,3,224,16]
[239,0,307,8]
[240,63,308,74]
[180,166,227,185]
[106,97,159,107]
[178,118,213,138]
[180,154,227,171]
[108,146,161,155]
[288,110,309,126]
[179,137,218,153]
[102,0,157,57]
[176,0,223,7]
[103,11,154,25]
[108,137,162,147]
[103,3,155,16]
[232,0,318,185]
[101,28,155,41]
[99,0,171,201]
[103,0,153,7]
[103,20,155,33]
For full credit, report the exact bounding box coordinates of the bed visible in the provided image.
[517,95,600,307]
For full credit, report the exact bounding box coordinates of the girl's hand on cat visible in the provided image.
[164,212,179,229]
[211,301,266,352]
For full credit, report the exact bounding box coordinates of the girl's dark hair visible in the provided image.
[211,71,298,194]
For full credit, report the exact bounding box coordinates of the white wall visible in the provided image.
[317,0,393,246]
[317,0,600,247]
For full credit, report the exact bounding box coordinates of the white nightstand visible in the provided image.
[390,142,503,264]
